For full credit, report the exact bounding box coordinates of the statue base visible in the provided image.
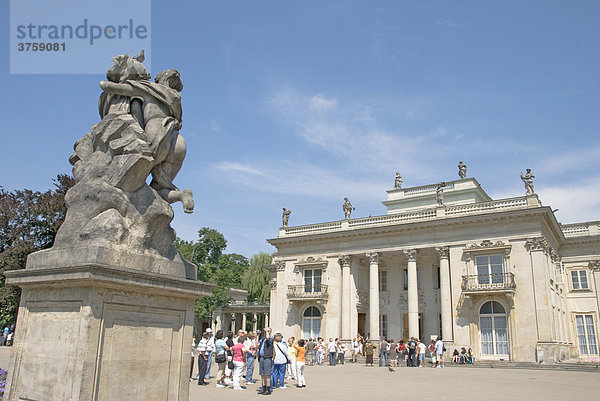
[3,247,213,401]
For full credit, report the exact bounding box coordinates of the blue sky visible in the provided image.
[2,1,599,257]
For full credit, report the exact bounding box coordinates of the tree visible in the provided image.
[241,252,272,303]
[174,228,250,321]
[0,174,75,328]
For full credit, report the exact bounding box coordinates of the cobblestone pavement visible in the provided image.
[2,348,598,401]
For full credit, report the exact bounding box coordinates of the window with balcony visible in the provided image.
[571,270,589,290]
[304,268,322,293]
[576,314,598,355]
[379,270,388,292]
[476,255,504,285]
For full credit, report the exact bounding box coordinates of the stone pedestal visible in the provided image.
[4,247,213,401]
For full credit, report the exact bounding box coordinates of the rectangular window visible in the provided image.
[403,269,421,290]
[303,268,322,292]
[379,314,388,338]
[575,314,598,355]
[554,262,563,284]
[571,270,589,290]
[476,255,504,284]
[379,270,388,292]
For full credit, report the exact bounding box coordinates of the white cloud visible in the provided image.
[537,177,600,224]
[213,160,386,201]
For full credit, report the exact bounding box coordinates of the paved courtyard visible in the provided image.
[189,360,599,401]
[2,347,599,400]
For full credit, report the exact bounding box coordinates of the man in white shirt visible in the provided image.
[351,338,360,363]
[196,332,209,385]
[328,338,337,366]
[417,340,427,367]
[204,328,215,380]
[435,337,445,368]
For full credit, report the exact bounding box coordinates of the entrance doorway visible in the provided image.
[358,313,366,337]
[402,313,423,340]
[479,301,509,358]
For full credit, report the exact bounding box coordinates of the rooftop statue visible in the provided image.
[53,51,194,258]
[343,197,355,220]
[282,207,292,227]
[520,169,535,195]
[394,172,403,189]
[458,161,467,179]
[436,182,446,205]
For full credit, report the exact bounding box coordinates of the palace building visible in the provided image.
[266,174,600,363]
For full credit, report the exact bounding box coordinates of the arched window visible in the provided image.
[479,301,509,357]
[303,306,321,318]
[302,306,322,339]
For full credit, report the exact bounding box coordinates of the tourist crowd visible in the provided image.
[0,325,15,347]
[191,328,468,394]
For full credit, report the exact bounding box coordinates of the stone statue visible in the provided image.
[521,169,535,195]
[436,182,446,206]
[282,207,292,227]
[458,161,467,179]
[52,51,194,258]
[343,197,355,219]
[394,172,403,189]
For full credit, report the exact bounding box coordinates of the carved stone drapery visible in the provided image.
[403,249,417,262]
[274,260,285,271]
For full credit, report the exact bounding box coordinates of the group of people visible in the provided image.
[1,325,15,347]
[191,327,309,395]
[451,347,474,364]
[363,336,448,368]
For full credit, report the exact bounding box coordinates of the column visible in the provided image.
[367,252,380,340]
[230,313,236,333]
[339,255,352,339]
[252,313,258,332]
[242,313,247,332]
[404,249,419,339]
[265,313,269,328]
[437,246,452,341]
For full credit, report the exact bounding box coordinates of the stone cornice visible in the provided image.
[5,264,215,299]
[268,207,565,250]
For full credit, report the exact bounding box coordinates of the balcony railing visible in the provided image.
[461,273,516,293]
[287,284,328,300]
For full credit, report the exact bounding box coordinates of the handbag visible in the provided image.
[228,359,234,370]
[215,353,226,363]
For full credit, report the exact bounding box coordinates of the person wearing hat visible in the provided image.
[204,328,215,380]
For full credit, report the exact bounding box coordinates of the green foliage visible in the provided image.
[175,228,250,320]
[241,252,272,303]
[0,175,75,328]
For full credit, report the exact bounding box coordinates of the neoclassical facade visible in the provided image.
[267,176,600,363]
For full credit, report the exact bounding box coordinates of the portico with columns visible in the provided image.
[267,175,600,363]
